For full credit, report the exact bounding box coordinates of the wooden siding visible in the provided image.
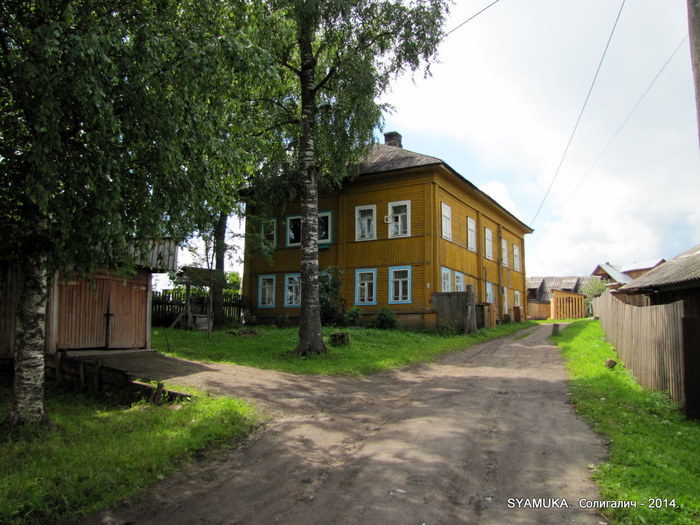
[0,264,20,358]
[593,290,685,403]
[550,290,585,319]
[243,163,531,325]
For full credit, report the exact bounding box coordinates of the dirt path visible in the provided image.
[75,324,608,524]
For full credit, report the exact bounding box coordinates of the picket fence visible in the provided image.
[592,291,685,403]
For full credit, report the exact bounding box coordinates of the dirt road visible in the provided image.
[77,324,608,524]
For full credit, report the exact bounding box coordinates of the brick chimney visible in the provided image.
[383,131,403,148]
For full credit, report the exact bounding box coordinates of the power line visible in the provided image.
[529,0,627,228]
[444,1,501,38]
[564,35,689,202]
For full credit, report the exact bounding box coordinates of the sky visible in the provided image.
[169,0,699,289]
[379,0,700,277]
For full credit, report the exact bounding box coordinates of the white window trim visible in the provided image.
[485,227,493,260]
[454,271,465,292]
[355,205,377,241]
[441,267,452,293]
[502,239,509,267]
[485,281,494,304]
[502,287,508,315]
[467,217,476,251]
[514,290,521,307]
[258,274,276,309]
[388,200,411,238]
[286,215,301,247]
[318,210,332,245]
[355,268,377,305]
[389,266,412,304]
[441,202,452,241]
[284,273,301,308]
[514,244,521,271]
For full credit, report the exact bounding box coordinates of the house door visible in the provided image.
[57,275,148,350]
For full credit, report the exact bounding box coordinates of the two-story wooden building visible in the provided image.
[242,132,533,328]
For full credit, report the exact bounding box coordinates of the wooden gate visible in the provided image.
[57,274,148,350]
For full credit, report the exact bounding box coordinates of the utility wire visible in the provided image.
[529,0,627,228]
[444,0,501,38]
[564,35,689,202]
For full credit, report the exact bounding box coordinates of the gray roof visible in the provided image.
[527,275,602,302]
[618,243,700,294]
[593,263,632,284]
[359,143,442,175]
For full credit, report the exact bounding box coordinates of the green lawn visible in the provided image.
[152,322,537,375]
[0,379,257,525]
[554,320,700,525]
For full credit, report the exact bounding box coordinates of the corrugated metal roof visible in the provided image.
[359,143,442,174]
[526,275,603,302]
[594,263,632,284]
[618,243,700,294]
[619,258,665,273]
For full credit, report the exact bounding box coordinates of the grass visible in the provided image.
[152,321,538,376]
[0,378,258,525]
[554,320,700,525]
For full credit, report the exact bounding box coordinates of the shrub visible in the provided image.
[367,307,402,330]
[344,306,362,326]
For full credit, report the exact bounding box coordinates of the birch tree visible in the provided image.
[258,0,448,355]
[0,0,275,428]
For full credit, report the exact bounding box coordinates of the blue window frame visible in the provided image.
[441,267,452,292]
[454,271,465,292]
[355,269,377,305]
[389,266,412,304]
[258,274,276,308]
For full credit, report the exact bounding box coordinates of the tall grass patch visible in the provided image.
[0,378,257,525]
[555,320,700,524]
[153,322,536,376]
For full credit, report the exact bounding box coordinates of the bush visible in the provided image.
[344,306,362,326]
[367,307,402,330]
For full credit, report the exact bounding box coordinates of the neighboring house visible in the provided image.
[592,259,665,289]
[0,239,177,358]
[526,275,602,320]
[616,244,700,316]
[242,132,533,329]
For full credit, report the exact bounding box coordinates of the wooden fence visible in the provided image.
[151,290,244,326]
[593,291,685,403]
[551,290,586,320]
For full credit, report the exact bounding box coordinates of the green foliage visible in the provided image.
[367,307,403,330]
[152,322,535,376]
[555,321,700,524]
[344,306,363,326]
[0,381,257,525]
[0,0,279,274]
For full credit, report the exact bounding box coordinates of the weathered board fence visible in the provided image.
[593,291,685,403]
[151,290,244,326]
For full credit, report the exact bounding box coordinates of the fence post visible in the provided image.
[465,285,477,334]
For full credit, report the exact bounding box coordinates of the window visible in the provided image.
[258,275,276,308]
[388,201,410,238]
[389,266,412,304]
[502,287,508,315]
[441,202,452,240]
[355,205,376,241]
[502,239,508,267]
[441,267,452,292]
[284,274,301,307]
[485,227,493,260]
[355,269,377,305]
[286,215,301,247]
[514,290,521,307]
[485,281,494,304]
[318,211,332,244]
[286,212,332,247]
[454,271,465,292]
[513,244,521,271]
[261,218,276,249]
[467,217,476,251]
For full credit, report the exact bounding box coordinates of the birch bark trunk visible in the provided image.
[295,19,327,356]
[3,258,48,428]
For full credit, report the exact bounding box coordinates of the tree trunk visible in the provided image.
[295,15,327,356]
[3,258,48,428]
[212,211,228,327]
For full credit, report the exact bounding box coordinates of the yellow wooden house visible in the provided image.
[242,132,533,328]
